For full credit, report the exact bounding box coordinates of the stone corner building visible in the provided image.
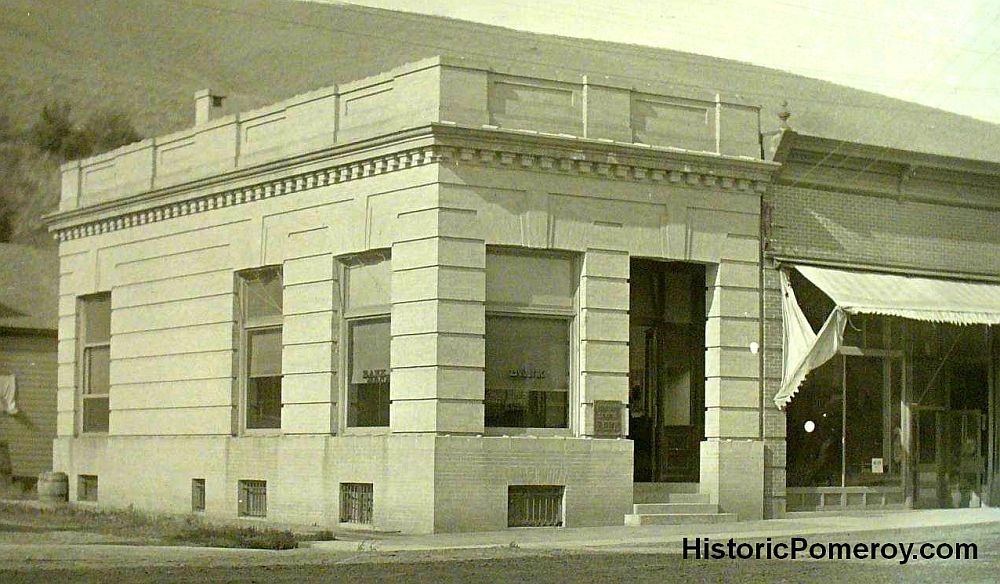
[46,56,1000,533]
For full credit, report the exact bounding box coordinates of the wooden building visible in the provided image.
[0,244,58,487]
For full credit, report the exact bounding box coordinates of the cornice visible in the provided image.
[431,126,777,189]
[50,124,777,242]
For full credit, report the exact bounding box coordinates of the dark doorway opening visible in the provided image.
[628,259,705,483]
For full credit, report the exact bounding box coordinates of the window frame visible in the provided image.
[77,293,111,435]
[339,251,392,434]
[484,248,579,436]
[236,266,284,434]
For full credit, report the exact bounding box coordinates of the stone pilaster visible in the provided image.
[701,245,765,520]
[578,249,630,436]
[390,205,485,434]
[280,254,338,434]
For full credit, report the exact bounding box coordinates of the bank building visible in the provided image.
[47,56,1000,532]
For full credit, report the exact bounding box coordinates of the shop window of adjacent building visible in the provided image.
[485,249,575,430]
[343,252,391,428]
[785,274,904,491]
[237,267,283,431]
[78,293,111,433]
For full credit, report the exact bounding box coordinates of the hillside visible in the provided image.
[2,0,1000,247]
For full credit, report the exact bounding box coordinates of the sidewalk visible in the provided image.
[307,507,1000,553]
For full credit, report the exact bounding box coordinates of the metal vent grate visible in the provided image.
[191,478,206,512]
[78,475,98,502]
[508,485,564,527]
[238,480,267,517]
[340,483,374,524]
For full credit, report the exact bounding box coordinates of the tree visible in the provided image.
[2,102,143,245]
[79,108,142,155]
[28,101,77,158]
[27,102,142,160]
[0,143,61,246]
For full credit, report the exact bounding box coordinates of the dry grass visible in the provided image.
[0,501,334,549]
[0,479,37,501]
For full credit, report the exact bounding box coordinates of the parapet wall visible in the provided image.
[59,57,763,213]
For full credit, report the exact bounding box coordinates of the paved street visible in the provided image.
[2,511,999,583]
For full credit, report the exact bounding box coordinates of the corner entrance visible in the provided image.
[628,260,705,483]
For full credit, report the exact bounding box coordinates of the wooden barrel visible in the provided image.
[37,471,68,503]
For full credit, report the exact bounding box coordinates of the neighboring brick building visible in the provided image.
[764,130,1000,516]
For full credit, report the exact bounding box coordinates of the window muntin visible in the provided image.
[343,252,391,428]
[79,294,111,433]
[485,249,576,430]
[238,267,283,431]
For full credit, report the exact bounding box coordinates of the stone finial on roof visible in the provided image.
[777,100,792,129]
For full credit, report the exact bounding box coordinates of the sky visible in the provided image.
[312,0,1000,124]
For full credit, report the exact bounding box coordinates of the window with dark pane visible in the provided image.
[343,252,391,428]
[485,315,569,428]
[484,249,576,430]
[79,293,111,433]
[238,266,283,430]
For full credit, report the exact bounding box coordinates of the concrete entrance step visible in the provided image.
[663,492,711,505]
[625,511,739,526]
[633,482,699,503]
[633,502,719,514]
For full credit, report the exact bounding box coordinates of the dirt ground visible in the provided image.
[2,521,999,583]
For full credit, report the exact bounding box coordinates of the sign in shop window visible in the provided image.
[485,314,569,428]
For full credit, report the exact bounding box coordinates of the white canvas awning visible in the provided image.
[796,265,1000,326]
[774,265,1000,409]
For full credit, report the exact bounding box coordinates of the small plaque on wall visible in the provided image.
[593,400,622,438]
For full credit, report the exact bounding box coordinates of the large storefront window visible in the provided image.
[485,249,575,430]
[343,251,391,428]
[786,321,903,489]
[485,315,569,428]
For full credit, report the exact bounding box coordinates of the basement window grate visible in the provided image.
[78,475,98,502]
[191,478,206,512]
[508,485,564,527]
[238,480,267,518]
[340,483,374,524]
